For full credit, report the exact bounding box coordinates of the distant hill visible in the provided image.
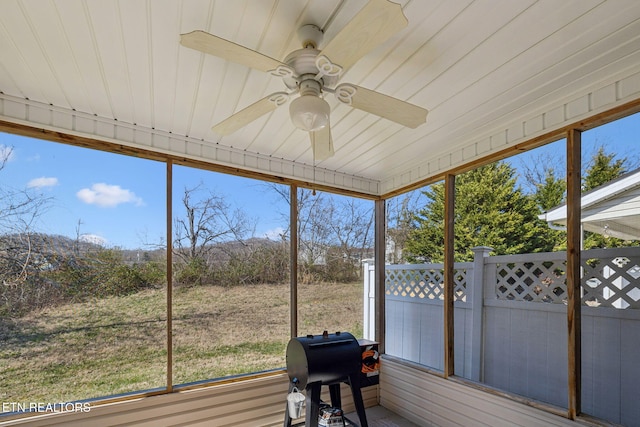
[0,232,279,267]
[0,232,167,272]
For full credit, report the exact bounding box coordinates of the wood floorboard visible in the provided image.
[344,405,420,427]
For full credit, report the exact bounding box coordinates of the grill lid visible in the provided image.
[286,331,361,388]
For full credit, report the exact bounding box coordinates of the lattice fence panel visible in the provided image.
[493,252,640,309]
[385,267,467,301]
[495,260,567,303]
[582,255,640,309]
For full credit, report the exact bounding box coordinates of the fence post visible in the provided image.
[470,246,492,381]
[362,259,376,341]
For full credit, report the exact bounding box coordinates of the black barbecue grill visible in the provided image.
[284,331,368,427]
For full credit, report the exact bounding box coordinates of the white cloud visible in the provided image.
[263,227,286,240]
[27,176,59,189]
[77,183,144,208]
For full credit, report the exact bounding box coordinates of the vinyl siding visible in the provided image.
[1,373,378,427]
[379,357,586,427]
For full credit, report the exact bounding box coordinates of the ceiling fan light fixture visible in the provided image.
[289,94,330,132]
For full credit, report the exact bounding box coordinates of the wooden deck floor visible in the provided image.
[344,406,420,427]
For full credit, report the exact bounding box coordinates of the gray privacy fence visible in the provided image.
[363,247,640,426]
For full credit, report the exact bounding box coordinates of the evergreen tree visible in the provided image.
[533,167,567,251]
[582,146,626,191]
[534,167,565,212]
[405,162,557,262]
[581,146,632,249]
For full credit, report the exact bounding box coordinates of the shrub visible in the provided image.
[211,243,289,286]
[173,257,211,287]
[0,276,65,317]
[0,244,168,316]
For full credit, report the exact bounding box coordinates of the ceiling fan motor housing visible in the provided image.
[283,49,339,91]
[297,78,322,97]
[297,24,324,49]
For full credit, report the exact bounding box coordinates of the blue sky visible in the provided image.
[0,133,288,249]
[512,111,640,186]
[0,112,638,249]
[386,111,640,211]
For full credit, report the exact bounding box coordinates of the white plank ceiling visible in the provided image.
[1,0,640,197]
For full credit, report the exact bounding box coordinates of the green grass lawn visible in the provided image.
[0,281,362,406]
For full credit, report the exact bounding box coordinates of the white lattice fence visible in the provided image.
[495,258,567,303]
[385,264,468,301]
[490,248,640,309]
[582,248,640,309]
[377,247,640,424]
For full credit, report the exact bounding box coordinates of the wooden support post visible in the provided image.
[566,129,582,419]
[166,160,173,392]
[444,174,455,378]
[290,185,298,339]
[375,199,386,354]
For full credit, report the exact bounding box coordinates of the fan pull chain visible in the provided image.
[312,158,317,196]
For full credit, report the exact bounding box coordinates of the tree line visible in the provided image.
[1,144,636,316]
[0,153,374,316]
[390,146,637,263]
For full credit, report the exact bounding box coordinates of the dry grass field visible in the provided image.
[0,281,363,406]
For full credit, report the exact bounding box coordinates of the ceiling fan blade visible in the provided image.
[310,122,334,161]
[318,0,407,74]
[180,30,285,73]
[335,84,427,128]
[213,92,289,136]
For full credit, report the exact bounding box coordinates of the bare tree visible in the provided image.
[0,145,54,313]
[264,183,374,281]
[263,184,331,267]
[327,198,373,273]
[262,182,292,239]
[173,184,251,264]
[386,190,425,264]
[298,189,333,269]
[0,146,51,280]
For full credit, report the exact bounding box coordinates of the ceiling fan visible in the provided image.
[180,0,428,161]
